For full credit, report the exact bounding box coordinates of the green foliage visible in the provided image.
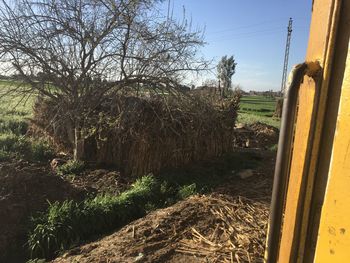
[217,55,237,93]
[238,95,280,128]
[27,152,262,260]
[26,259,46,263]
[237,112,280,128]
[0,90,54,162]
[269,144,278,152]
[30,140,55,161]
[0,133,54,162]
[0,149,11,161]
[0,133,20,152]
[177,184,197,199]
[56,160,85,175]
[28,175,158,259]
[0,118,29,135]
[159,151,260,194]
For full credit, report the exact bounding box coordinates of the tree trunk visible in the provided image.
[274,98,284,118]
[74,125,85,161]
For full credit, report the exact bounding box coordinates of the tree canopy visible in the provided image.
[0,0,208,159]
[217,55,237,97]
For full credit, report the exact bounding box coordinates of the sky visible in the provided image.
[161,0,313,91]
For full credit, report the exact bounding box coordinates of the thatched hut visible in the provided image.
[31,93,240,177]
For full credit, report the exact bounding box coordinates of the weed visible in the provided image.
[0,133,21,152]
[0,133,54,162]
[27,152,262,260]
[28,175,158,259]
[178,183,197,199]
[0,149,11,161]
[57,160,85,175]
[31,140,55,162]
[26,259,46,263]
[0,119,29,135]
[269,144,278,152]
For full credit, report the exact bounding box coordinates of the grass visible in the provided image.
[0,133,55,162]
[28,150,261,260]
[239,95,277,116]
[0,81,55,162]
[238,95,281,128]
[28,175,159,259]
[57,160,85,176]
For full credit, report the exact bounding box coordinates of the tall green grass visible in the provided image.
[0,133,54,162]
[56,160,85,176]
[28,175,159,259]
[27,146,261,260]
[0,85,55,162]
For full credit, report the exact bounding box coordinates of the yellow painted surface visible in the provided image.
[278,76,315,263]
[314,39,350,263]
[278,0,340,261]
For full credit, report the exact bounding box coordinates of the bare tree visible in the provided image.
[0,0,208,159]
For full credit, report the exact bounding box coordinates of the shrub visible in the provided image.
[56,160,85,176]
[0,149,11,161]
[30,140,55,162]
[28,175,158,259]
[0,119,28,135]
[0,133,20,152]
[0,134,54,162]
[177,183,197,199]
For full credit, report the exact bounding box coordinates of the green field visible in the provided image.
[0,81,54,162]
[238,95,280,128]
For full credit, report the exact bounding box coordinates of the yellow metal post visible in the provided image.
[265,0,350,262]
[313,33,350,263]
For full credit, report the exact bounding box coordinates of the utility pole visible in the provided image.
[280,18,293,94]
[167,0,171,20]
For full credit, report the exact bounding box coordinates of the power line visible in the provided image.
[208,28,285,42]
[281,18,293,94]
[206,18,293,36]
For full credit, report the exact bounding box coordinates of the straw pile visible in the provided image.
[177,196,269,263]
[31,92,240,177]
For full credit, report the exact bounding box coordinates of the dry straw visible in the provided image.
[31,91,240,177]
[177,196,269,263]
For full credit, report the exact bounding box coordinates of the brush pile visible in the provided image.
[31,92,240,176]
[177,196,269,262]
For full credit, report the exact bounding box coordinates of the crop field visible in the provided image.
[238,95,281,128]
[0,82,53,163]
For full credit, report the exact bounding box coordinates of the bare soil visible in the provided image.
[0,122,277,262]
[53,151,274,263]
[0,162,130,262]
[0,161,85,262]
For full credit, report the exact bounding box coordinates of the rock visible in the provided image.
[238,169,254,179]
[235,123,246,129]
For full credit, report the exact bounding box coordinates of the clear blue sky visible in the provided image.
[161,0,313,91]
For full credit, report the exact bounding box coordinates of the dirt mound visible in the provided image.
[70,169,130,195]
[249,122,279,147]
[53,195,269,263]
[0,162,85,262]
[234,122,279,149]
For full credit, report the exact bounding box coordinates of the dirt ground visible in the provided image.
[0,122,277,262]
[0,162,131,262]
[53,150,274,263]
[0,161,85,262]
